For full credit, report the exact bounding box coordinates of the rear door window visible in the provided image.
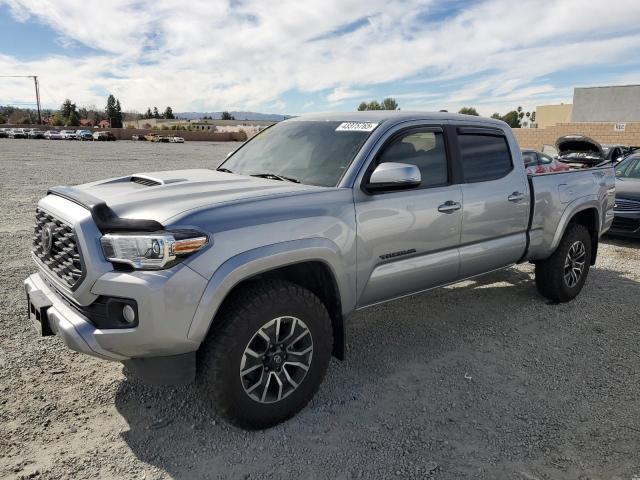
[458,133,513,182]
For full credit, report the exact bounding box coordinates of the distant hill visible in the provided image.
[175,111,293,121]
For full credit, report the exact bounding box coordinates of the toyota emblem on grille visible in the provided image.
[41,223,55,254]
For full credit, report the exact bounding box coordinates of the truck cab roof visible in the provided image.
[287,111,507,128]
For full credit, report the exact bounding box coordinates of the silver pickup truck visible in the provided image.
[24,112,615,429]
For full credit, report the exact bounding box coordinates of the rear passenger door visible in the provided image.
[455,127,530,277]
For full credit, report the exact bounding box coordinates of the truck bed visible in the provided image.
[525,165,616,261]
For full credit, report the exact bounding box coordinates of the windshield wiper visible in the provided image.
[216,167,233,173]
[250,172,300,183]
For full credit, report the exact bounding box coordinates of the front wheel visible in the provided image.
[198,280,333,429]
[535,223,592,302]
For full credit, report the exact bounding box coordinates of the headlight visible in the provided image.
[100,230,208,270]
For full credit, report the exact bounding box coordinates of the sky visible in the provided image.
[0,0,639,116]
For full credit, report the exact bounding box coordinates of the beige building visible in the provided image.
[535,103,573,129]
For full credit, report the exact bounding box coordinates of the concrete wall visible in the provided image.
[2,125,247,142]
[535,103,573,129]
[125,118,275,129]
[513,122,640,150]
[572,85,640,122]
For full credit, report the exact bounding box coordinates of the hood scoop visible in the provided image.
[130,175,165,187]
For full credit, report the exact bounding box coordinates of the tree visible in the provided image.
[490,112,502,120]
[114,99,123,128]
[458,107,479,116]
[61,99,77,119]
[66,110,80,127]
[356,98,399,111]
[153,107,160,119]
[145,107,153,119]
[163,106,175,119]
[52,112,65,126]
[0,114,6,124]
[105,94,117,127]
[221,111,235,120]
[381,98,398,110]
[500,110,521,128]
[368,101,382,110]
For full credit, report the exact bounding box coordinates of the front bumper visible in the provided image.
[608,211,640,238]
[24,272,126,361]
[25,268,206,385]
[25,260,208,358]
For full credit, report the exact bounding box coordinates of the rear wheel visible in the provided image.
[535,223,591,302]
[198,280,333,429]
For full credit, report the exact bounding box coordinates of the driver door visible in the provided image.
[354,126,463,307]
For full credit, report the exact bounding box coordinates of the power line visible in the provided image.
[0,75,42,123]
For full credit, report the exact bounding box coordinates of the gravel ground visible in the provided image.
[1,138,639,480]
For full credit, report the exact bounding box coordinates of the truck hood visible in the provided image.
[70,169,325,223]
[556,135,603,157]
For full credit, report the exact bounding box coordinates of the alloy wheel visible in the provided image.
[240,316,313,403]
[564,240,586,287]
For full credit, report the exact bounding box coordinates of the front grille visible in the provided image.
[614,198,640,212]
[611,216,640,232]
[32,208,84,288]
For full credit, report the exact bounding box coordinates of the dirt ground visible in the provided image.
[1,139,639,480]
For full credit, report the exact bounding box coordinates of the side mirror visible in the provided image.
[366,162,421,192]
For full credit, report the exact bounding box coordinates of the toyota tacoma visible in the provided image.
[24,112,615,429]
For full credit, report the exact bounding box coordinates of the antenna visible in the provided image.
[0,75,43,124]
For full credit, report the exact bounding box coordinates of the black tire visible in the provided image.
[535,223,592,302]
[197,279,333,429]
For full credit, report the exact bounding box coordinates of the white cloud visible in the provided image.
[0,0,639,113]
[327,87,367,103]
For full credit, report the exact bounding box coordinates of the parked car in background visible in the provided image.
[131,134,146,141]
[548,135,620,169]
[92,131,116,141]
[601,144,627,163]
[44,130,64,140]
[608,153,640,238]
[169,136,185,143]
[27,129,46,139]
[8,128,27,139]
[60,130,79,140]
[522,149,570,174]
[75,130,93,141]
[24,111,615,429]
[0,128,8,138]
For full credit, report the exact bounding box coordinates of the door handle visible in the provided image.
[437,200,461,213]
[507,192,525,202]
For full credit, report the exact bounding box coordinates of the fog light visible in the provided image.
[122,304,136,324]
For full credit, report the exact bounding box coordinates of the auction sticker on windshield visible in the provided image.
[335,122,378,132]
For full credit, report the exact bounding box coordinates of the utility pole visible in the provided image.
[0,74,43,124]
[33,76,42,124]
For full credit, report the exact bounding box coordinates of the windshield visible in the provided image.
[615,156,640,178]
[219,121,375,187]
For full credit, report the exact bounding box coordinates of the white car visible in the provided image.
[44,130,64,140]
[8,128,28,139]
[60,130,79,140]
[169,136,185,143]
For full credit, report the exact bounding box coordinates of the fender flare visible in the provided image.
[187,238,353,348]
[548,197,601,254]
